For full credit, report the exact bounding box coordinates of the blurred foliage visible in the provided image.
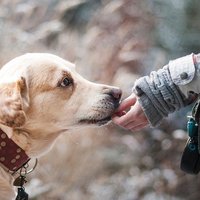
[60,0,101,30]
[0,0,200,200]
[152,0,200,59]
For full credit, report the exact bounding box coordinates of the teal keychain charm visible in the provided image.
[187,117,198,152]
[187,117,198,138]
[180,98,200,174]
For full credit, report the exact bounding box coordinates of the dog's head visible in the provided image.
[0,53,121,133]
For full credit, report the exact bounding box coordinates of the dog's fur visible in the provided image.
[0,53,121,199]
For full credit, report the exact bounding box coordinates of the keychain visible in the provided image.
[180,117,200,174]
[12,159,38,199]
[180,100,200,174]
[14,175,28,200]
[13,163,29,200]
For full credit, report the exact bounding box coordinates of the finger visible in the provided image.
[112,108,136,126]
[113,110,126,117]
[121,100,148,127]
[124,121,145,130]
[116,93,137,113]
[130,123,149,132]
[112,115,124,126]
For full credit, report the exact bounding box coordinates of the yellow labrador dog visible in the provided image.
[0,53,121,199]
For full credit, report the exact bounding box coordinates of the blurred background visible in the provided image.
[1,0,200,199]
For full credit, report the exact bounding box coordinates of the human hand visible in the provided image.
[112,93,149,131]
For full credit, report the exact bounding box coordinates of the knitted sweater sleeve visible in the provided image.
[133,54,198,127]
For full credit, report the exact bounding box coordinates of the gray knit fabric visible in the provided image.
[133,65,188,127]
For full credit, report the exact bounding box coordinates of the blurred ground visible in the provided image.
[1,0,200,199]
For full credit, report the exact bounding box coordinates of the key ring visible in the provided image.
[21,158,38,175]
[12,158,38,176]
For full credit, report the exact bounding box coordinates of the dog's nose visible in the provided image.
[108,88,122,101]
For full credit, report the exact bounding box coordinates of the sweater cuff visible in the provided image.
[133,66,187,127]
[138,94,163,127]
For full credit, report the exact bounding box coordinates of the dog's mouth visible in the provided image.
[79,99,120,126]
[79,116,112,126]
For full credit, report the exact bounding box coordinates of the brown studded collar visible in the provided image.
[0,129,30,173]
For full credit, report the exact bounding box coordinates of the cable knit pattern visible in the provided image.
[133,65,188,127]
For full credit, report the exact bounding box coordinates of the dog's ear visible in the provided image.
[0,77,29,128]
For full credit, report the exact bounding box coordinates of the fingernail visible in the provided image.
[115,111,126,117]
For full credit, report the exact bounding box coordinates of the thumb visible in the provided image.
[116,93,137,113]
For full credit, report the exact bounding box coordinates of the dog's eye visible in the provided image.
[60,77,72,87]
